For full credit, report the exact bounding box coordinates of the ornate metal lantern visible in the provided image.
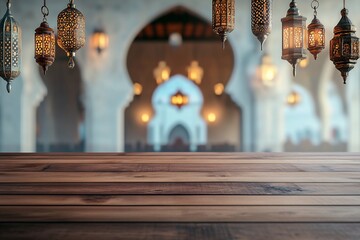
[187,61,203,85]
[251,0,272,50]
[287,90,301,106]
[57,0,85,69]
[259,52,277,87]
[330,3,359,84]
[0,0,21,93]
[307,0,325,60]
[281,0,307,77]
[171,90,189,109]
[35,0,55,75]
[91,28,109,54]
[212,0,235,49]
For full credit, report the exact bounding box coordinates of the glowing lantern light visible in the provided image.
[153,61,171,85]
[187,61,203,85]
[91,29,109,54]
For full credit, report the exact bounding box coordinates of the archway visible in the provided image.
[125,6,241,152]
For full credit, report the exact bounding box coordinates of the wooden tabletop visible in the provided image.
[0,153,360,239]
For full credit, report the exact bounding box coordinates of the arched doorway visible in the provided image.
[168,124,190,152]
[36,45,84,152]
[125,6,241,152]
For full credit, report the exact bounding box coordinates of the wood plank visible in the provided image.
[1,183,359,195]
[1,163,360,172]
[1,206,360,222]
[1,172,359,183]
[1,223,360,240]
[1,195,360,206]
[2,159,360,164]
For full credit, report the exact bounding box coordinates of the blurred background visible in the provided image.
[0,0,359,152]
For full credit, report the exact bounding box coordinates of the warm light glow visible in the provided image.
[260,54,277,87]
[207,113,217,123]
[91,29,109,54]
[141,113,150,123]
[187,61,204,85]
[287,91,301,106]
[133,83,143,96]
[299,57,309,68]
[154,61,171,85]
[214,83,225,96]
[171,91,189,109]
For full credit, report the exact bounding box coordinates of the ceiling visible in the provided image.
[135,7,218,42]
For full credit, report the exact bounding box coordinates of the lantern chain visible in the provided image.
[311,0,319,16]
[343,0,346,9]
[41,0,49,22]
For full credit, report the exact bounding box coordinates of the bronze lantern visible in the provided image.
[330,7,359,84]
[212,0,235,49]
[171,90,189,109]
[281,0,307,77]
[307,0,325,60]
[35,1,55,75]
[57,0,85,69]
[251,0,272,50]
[0,0,21,93]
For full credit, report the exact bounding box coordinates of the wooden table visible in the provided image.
[0,153,360,239]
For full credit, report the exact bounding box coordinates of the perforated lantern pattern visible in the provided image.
[0,2,21,93]
[330,8,359,84]
[212,0,235,48]
[251,0,272,50]
[57,1,85,68]
[307,14,325,60]
[35,21,56,74]
[281,0,307,77]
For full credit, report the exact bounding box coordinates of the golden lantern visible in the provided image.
[171,90,189,109]
[153,61,171,85]
[281,0,307,77]
[287,90,301,106]
[207,113,217,123]
[187,61,203,85]
[214,83,225,96]
[251,0,272,50]
[133,83,143,96]
[35,0,56,75]
[141,113,150,124]
[212,0,235,49]
[0,0,21,93]
[307,0,325,60]
[330,2,359,84]
[259,52,277,87]
[57,0,85,69]
[91,29,109,54]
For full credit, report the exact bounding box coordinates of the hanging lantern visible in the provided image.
[251,0,272,50]
[259,52,277,87]
[212,0,235,49]
[307,0,325,60]
[281,0,307,77]
[287,90,301,106]
[171,90,189,109]
[57,0,85,69]
[0,0,21,93]
[214,83,225,96]
[91,28,109,54]
[187,61,204,85]
[330,2,359,84]
[153,61,171,85]
[35,0,56,75]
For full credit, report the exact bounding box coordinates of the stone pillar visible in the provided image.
[0,8,47,152]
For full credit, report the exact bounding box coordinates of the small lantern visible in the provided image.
[330,5,359,84]
[57,0,85,69]
[187,61,204,85]
[287,90,301,106]
[251,0,272,50]
[281,0,307,77]
[91,29,109,54]
[171,90,189,109]
[35,1,55,75]
[212,0,235,49]
[214,83,225,96]
[154,61,171,85]
[0,0,21,93]
[307,0,325,60]
[259,52,277,87]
